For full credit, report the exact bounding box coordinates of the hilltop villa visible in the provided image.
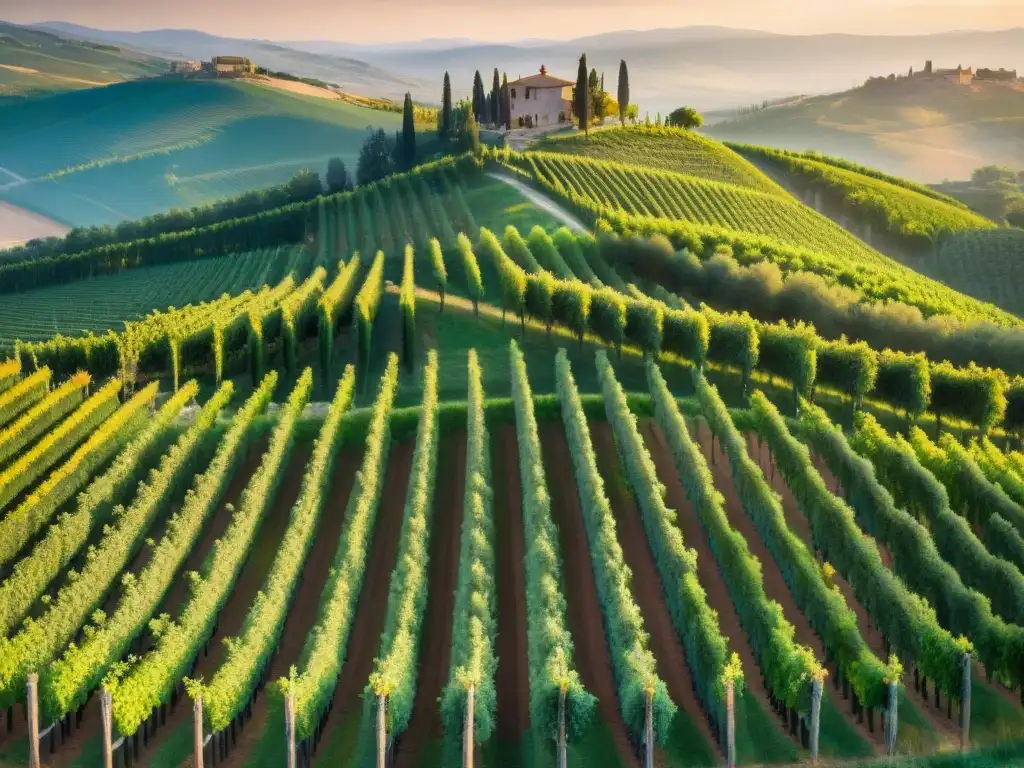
[508,66,574,128]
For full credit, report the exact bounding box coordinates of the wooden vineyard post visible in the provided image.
[557,685,567,768]
[285,692,297,768]
[960,654,972,751]
[193,694,204,768]
[27,673,40,768]
[462,686,475,768]
[100,687,114,768]
[809,677,823,763]
[643,689,654,768]
[376,694,387,768]
[884,680,898,755]
[725,680,736,768]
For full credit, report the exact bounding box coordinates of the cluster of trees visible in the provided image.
[354,92,421,186]
[573,54,632,134]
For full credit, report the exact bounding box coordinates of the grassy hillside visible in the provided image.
[924,229,1024,317]
[0,78,419,228]
[0,22,165,99]
[732,144,995,253]
[532,127,785,195]
[706,78,1024,183]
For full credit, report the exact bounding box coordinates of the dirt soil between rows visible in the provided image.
[492,424,531,741]
[692,422,880,755]
[589,421,722,763]
[219,444,364,768]
[311,439,416,766]
[539,423,639,768]
[641,422,799,751]
[393,432,468,768]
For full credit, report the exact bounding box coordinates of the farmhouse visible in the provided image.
[206,56,255,77]
[508,66,574,128]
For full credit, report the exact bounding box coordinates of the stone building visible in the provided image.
[507,66,575,128]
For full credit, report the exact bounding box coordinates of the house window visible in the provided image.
[525,87,530,99]
[510,88,516,99]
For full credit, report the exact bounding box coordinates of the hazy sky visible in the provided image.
[3,0,1023,42]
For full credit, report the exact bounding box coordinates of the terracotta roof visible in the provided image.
[508,72,575,88]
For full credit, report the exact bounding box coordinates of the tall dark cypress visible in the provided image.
[441,72,452,139]
[401,92,416,168]
[491,68,501,126]
[575,54,589,135]
[501,72,510,129]
[472,70,485,122]
[617,59,630,126]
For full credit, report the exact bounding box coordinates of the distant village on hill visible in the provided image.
[866,59,1019,87]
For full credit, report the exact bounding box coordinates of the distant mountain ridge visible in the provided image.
[16,21,1024,115]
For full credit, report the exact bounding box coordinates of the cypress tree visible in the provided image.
[441,72,453,139]
[501,72,510,129]
[401,92,416,168]
[575,54,589,135]
[491,68,501,126]
[472,70,485,122]
[617,60,630,126]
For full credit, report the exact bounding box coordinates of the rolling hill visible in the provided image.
[0,21,167,99]
[706,76,1024,183]
[0,77,417,229]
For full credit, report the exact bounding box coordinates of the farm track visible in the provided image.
[393,432,467,768]
[219,445,364,768]
[310,440,415,767]
[745,434,961,752]
[691,422,880,755]
[641,422,801,753]
[492,425,531,743]
[539,423,639,768]
[589,422,721,763]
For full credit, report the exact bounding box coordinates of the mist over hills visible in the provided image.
[25,21,1024,114]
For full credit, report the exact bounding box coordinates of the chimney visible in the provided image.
[540,64,547,75]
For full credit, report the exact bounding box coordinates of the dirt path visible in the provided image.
[692,422,881,755]
[492,425,531,741]
[311,440,416,766]
[589,422,721,762]
[393,432,467,768]
[485,173,587,233]
[642,423,800,751]
[539,423,639,768]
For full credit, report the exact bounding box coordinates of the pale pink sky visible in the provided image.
[3,0,1023,42]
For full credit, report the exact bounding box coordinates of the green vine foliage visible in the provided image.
[107,371,283,735]
[354,250,386,373]
[555,350,676,741]
[874,350,930,419]
[755,320,817,405]
[1,382,230,714]
[895,427,1024,627]
[624,297,664,356]
[815,338,878,407]
[690,373,823,714]
[610,356,739,739]
[703,307,759,390]
[285,356,399,740]
[478,227,526,324]
[503,225,542,272]
[367,351,441,737]
[798,402,975,698]
[318,255,362,375]
[846,414,1024,689]
[0,383,197,639]
[509,340,595,742]
[589,287,627,353]
[928,361,1007,433]
[527,226,574,279]
[747,391,897,709]
[662,307,709,366]
[552,280,592,344]
[525,271,556,333]
[399,245,416,366]
[457,233,484,312]
[441,350,497,743]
